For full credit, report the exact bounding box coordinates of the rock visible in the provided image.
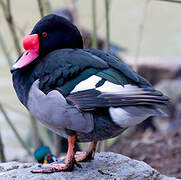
[0,152,178,180]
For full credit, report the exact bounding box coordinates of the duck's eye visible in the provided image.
[42,32,48,38]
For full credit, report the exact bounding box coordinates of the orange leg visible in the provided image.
[75,141,97,162]
[31,135,81,173]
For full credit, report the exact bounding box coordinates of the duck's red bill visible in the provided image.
[10,34,39,73]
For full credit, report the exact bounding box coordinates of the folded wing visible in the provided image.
[67,86,168,111]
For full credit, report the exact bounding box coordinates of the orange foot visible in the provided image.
[31,158,81,173]
[60,141,97,163]
[75,151,95,162]
[76,141,97,162]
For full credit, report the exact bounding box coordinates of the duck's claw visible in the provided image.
[75,160,82,168]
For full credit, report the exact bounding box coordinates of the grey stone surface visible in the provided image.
[0,152,178,180]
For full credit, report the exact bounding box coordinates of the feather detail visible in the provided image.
[67,87,168,111]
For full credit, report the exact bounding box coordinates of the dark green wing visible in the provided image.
[36,48,152,97]
[85,48,152,88]
[33,48,169,111]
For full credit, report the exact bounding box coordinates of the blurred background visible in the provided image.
[0,0,181,178]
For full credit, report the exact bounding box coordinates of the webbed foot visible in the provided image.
[60,141,97,163]
[75,141,97,162]
[31,158,81,173]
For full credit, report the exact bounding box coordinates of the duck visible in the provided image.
[34,146,57,164]
[10,14,168,173]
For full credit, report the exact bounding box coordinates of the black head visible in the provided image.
[31,14,83,55]
[10,14,83,73]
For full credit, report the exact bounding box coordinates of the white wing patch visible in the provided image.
[71,75,139,93]
[96,81,139,93]
[71,75,102,93]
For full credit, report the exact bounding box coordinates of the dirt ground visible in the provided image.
[108,129,181,179]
